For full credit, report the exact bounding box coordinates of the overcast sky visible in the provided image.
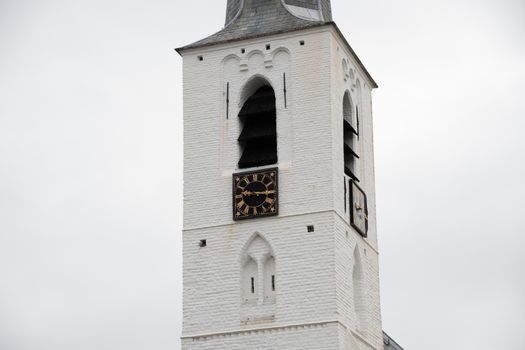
[0,0,524,349]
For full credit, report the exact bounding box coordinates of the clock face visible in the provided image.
[233,168,278,220]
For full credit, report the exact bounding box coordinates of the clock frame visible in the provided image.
[233,168,278,221]
[350,180,368,237]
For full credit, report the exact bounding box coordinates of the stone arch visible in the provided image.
[222,53,241,65]
[271,46,291,60]
[239,74,274,107]
[342,59,349,81]
[223,54,241,77]
[349,68,356,82]
[247,50,265,70]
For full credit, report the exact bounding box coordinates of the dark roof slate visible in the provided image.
[177,0,330,52]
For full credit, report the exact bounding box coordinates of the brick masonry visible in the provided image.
[180,26,382,350]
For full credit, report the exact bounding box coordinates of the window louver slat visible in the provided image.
[344,120,359,136]
[345,166,360,182]
[238,121,276,142]
[344,144,360,159]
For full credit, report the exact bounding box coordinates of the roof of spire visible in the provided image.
[175,0,378,89]
[177,0,333,51]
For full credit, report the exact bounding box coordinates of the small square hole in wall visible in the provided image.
[307,225,315,233]
[197,55,203,61]
[266,44,271,50]
[300,40,305,46]
[241,48,246,54]
[199,239,207,247]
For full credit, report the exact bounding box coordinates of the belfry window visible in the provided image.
[238,85,277,169]
[343,92,359,181]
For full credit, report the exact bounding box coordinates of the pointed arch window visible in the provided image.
[343,91,359,181]
[240,234,276,305]
[238,85,277,168]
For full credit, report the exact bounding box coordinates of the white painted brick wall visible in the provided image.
[180,26,382,350]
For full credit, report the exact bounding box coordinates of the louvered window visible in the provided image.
[238,86,277,169]
[343,92,359,181]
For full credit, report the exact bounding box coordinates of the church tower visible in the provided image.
[176,1,383,349]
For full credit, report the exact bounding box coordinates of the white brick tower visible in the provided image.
[176,1,383,349]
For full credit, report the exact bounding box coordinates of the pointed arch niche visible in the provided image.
[240,233,276,324]
[352,245,368,332]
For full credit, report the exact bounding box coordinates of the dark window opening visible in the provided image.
[307,225,315,233]
[251,277,255,294]
[300,40,305,46]
[241,48,246,54]
[271,275,275,291]
[266,44,271,50]
[199,239,207,247]
[343,92,359,181]
[238,86,277,168]
[197,55,203,61]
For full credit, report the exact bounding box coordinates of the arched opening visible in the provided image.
[343,91,359,181]
[238,79,277,169]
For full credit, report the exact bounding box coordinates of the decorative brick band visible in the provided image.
[181,320,339,341]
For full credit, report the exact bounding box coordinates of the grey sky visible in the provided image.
[0,0,523,349]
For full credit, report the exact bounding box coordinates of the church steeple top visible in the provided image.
[178,0,333,52]
[226,0,332,25]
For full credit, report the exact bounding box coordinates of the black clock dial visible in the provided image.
[233,168,278,220]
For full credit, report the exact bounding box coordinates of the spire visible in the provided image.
[179,0,333,51]
[226,0,332,25]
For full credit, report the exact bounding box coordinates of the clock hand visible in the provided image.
[261,190,276,195]
[241,190,257,196]
[242,190,276,196]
